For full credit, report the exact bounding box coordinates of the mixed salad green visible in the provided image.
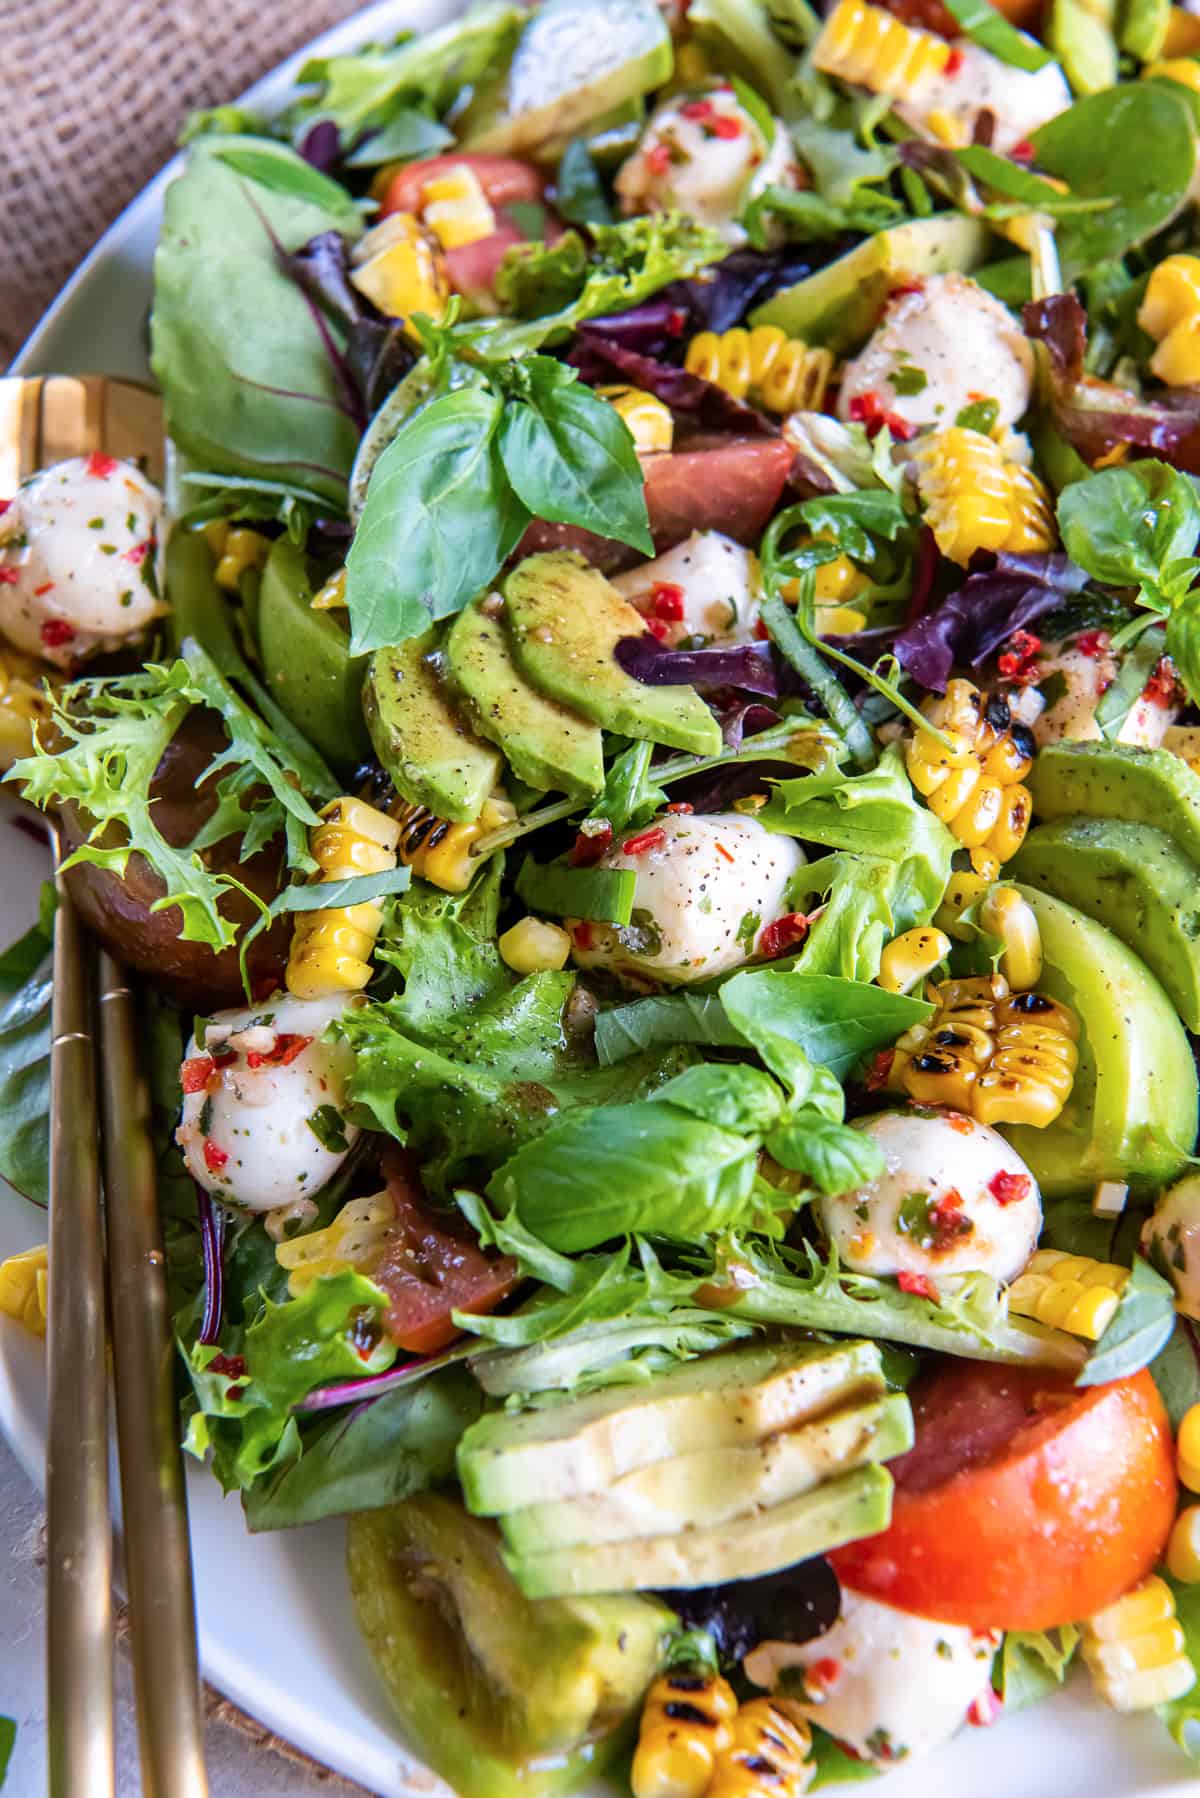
[9,0,1200,1785]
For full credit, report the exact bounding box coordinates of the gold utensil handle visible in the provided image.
[45,850,114,1798]
[98,955,209,1798]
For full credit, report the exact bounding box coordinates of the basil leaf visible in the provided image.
[498,363,653,553]
[721,970,933,1081]
[595,993,748,1064]
[343,107,453,166]
[808,1726,882,1788]
[767,1111,886,1194]
[1076,1255,1177,1387]
[1150,1317,1200,1431]
[212,144,358,217]
[345,388,530,654]
[515,856,637,925]
[306,1104,351,1153]
[267,867,412,917]
[651,1063,787,1134]
[489,1102,762,1251]
[0,963,50,1208]
[939,0,1052,66]
[1057,460,1200,600]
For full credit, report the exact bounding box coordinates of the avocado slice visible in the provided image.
[1011,818,1200,1031]
[459,0,673,155]
[445,595,605,800]
[1002,884,1197,1196]
[500,1390,912,1556]
[749,216,991,352]
[505,1462,894,1597]
[504,552,722,756]
[1028,740,1200,868]
[459,1339,886,1515]
[256,540,370,774]
[348,1494,670,1798]
[362,633,502,824]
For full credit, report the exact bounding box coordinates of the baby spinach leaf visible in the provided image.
[516,856,638,925]
[0,963,51,1208]
[150,137,363,505]
[211,143,358,217]
[940,0,1052,66]
[767,1111,886,1194]
[1057,460,1200,603]
[741,183,901,250]
[720,970,932,1081]
[1076,1254,1177,1387]
[0,883,55,994]
[1149,1318,1200,1431]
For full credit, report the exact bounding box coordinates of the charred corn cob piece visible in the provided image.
[0,1243,48,1337]
[392,795,516,894]
[707,1697,815,1798]
[812,0,953,98]
[1008,1249,1129,1339]
[632,1668,739,1798]
[914,429,1054,565]
[905,680,1035,878]
[877,925,951,995]
[685,327,833,414]
[0,645,56,770]
[274,1190,394,1296]
[1081,1578,1197,1711]
[598,385,675,454]
[419,162,496,250]
[286,797,400,999]
[892,974,1079,1125]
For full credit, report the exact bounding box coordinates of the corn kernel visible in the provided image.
[1168,1506,1200,1584]
[311,569,347,610]
[894,975,1078,1127]
[286,797,399,999]
[498,916,572,974]
[915,430,1053,565]
[393,795,516,894]
[1179,1402,1200,1493]
[0,1244,48,1337]
[906,679,1034,876]
[1082,1577,1197,1711]
[1009,1249,1129,1339]
[980,884,1042,990]
[597,385,675,455]
[685,327,832,413]
[1151,314,1200,386]
[877,926,951,994]
[708,1696,814,1798]
[926,108,968,145]
[934,868,991,940]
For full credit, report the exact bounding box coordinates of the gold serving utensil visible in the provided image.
[4,373,208,1798]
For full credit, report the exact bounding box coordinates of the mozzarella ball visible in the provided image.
[569,812,806,986]
[837,274,1033,434]
[615,87,796,244]
[744,1588,1000,1766]
[177,993,361,1212]
[613,532,761,648]
[898,44,1070,154]
[1142,1176,1200,1320]
[1031,638,1181,749]
[817,1107,1042,1283]
[0,455,165,669]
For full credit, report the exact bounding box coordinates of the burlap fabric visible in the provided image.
[1,0,367,365]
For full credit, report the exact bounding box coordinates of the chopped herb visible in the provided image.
[955,399,1000,434]
[307,1104,350,1153]
[891,366,928,396]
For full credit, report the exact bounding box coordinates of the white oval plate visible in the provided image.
[1,8,1197,1791]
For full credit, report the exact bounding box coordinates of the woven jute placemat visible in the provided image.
[1,0,364,365]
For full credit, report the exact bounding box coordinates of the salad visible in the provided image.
[5,0,1200,1787]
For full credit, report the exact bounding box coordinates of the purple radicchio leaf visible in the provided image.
[718,698,782,748]
[892,551,1090,693]
[282,230,417,419]
[196,1183,226,1347]
[569,331,776,438]
[583,243,856,350]
[298,120,342,175]
[615,633,780,695]
[296,1340,474,1413]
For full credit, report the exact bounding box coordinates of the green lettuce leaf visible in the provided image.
[1076,1254,1177,1388]
[0,883,55,994]
[997,1628,1080,1712]
[0,962,51,1208]
[1159,1574,1200,1758]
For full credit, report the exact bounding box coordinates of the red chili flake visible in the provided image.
[86,452,119,479]
[652,581,686,621]
[573,921,595,951]
[710,113,743,139]
[0,567,18,585]
[207,1352,247,1380]
[759,912,809,959]
[680,97,717,121]
[944,45,965,72]
[1074,629,1110,658]
[867,1048,895,1091]
[928,1187,974,1250]
[645,616,670,641]
[203,1139,229,1175]
[665,801,694,815]
[1143,655,1180,709]
[998,628,1041,684]
[622,826,668,856]
[1011,138,1035,162]
[644,141,671,176]
[846,390,917,441]
[181,1055,216,1094]
[247,1033,312,1069]
[0,498,11,516]
[754,616,770,640]
[810,1658,843,1687]
[123,539,152,566]
[968,1688,1003,1728]
[666,308,688,336]
[898,1271,939,1301]
[39,618,75,648]
[33,582,55,598]
[988,1168,1031,1206]
[714,841,736,864]
[569,821,613,867]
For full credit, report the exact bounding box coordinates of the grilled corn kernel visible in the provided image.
[1082,1578,1197,1711]
[597,385,675,454]
[878,926,951,994]
[392,795,516,894]
[934,868,991,940]
[812,0,952,97]
[894,975,1078,1126]
[311,568,347,610]
[914,429,1054,565]
[419,162,496,250]
[813,551,870,607]
[1008,1249,1130,1339]
[632,1669,739,1798]
[1179,1403,1200,1493]
[707,1697,814,1798]
[685,327,833,414]
[286,797,400,999]
[0,1244,48,1338]
[1139,252,1200,339]
[1152,315,1200,386]
[0,646,56,771]
[979,884,1042,989]
[498,916,572,974]
[349,212,450,329]
[906,680,1034,876]
[274,1191,394,1297]
[213,526,270,592]
[1168,1506,1200,1584]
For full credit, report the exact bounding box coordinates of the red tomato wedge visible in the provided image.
[830,1361,1177,1631]
[379,153,549,300]
[372,1147,519,1355]
[642,437,795,550]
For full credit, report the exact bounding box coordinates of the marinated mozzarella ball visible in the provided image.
[898,45,1070,155]
[613,532,761,648]
[837,274,1033,434]
[1142,1176,1200,1320]
[1028,638,1182,749]
[176,993,361,1212]
[0,455,165,669]
[569,812,806,986]
[744,1588,1000,1766]
[615,88,795,244]
[818,1108,1042,1282]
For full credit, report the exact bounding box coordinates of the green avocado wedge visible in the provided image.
[1002,885,1197,1196]
[445,595,605,800]
[257,541,370,773]
[504,1462,894,1597]
[1028,740,1200,868]
[347,1495,670,1798]
[503,552,722,756]
[363,634,502,823]
[1011,818,1200,1031]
